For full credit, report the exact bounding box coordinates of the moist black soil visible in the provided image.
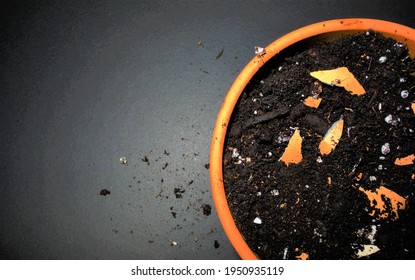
[223,30,415,259]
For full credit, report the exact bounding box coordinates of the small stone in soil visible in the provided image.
[100,189,111,196]
[378,56,387,63]
[214,240,220,249]
[400,90,409,98]
[253,217,262,224]
[381,143,390,155]
[202,204,212,216]
[271,189,279,196]
[384,114,399,125]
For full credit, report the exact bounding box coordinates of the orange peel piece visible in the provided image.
[394,154,415,166]
[319,117,344,155]
[303,96,322,108]
[412,103,415,114]
[358,186,406,220]
[295,252,309,260]
[294,248,309,260]
[279,129,303,166]
[310,67,366,95]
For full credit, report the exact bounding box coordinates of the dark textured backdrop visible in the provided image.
[1,0,414,259]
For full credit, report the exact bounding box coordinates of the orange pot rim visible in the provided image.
[209,18,415,260]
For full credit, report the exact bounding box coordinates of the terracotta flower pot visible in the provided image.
[210,18,415,260]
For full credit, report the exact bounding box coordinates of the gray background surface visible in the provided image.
[1,0,414,259]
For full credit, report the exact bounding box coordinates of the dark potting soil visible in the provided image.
[223,30,415,259]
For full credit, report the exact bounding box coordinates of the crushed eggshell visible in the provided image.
[120,157,128,164]
[358,186,406,220]
[319,117,344,155]
[310,67,366,95]
[255,46,265,55]
[356,245,380,258]
[367,225,377,244]
[303,96,322,108]
[279,129,303,166]
[394,154,415,166]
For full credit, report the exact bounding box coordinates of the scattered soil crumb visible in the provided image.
[216,48,224,60]
[174,187,185,198]
[100,189,111,196]
[142,156,149,164]
[214,240,220,249]
[202,204,212,216]
[171,211,177,218]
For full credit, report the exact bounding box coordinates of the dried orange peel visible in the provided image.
[295,252,309,260]
[294,248,309,260]
[303,96,322,108]
[310,67,366,95]
[358,186,406,220]
[412,103,415,114]
[394,154,415,166]
[279,129,303,166]
[319,117,344,155]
